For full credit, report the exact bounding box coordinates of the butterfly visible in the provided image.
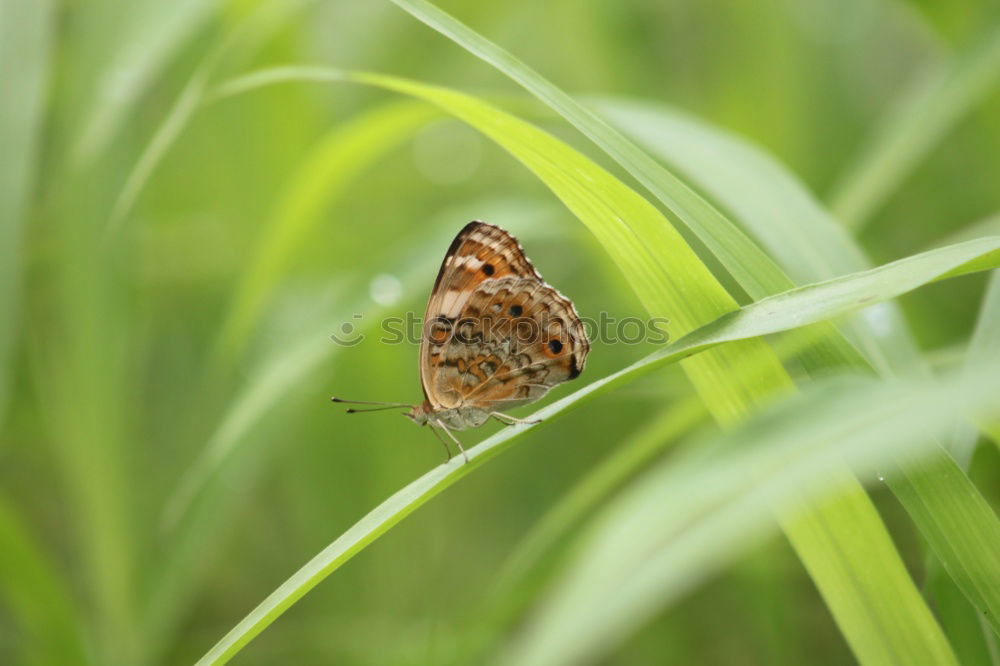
[333,221,589,462]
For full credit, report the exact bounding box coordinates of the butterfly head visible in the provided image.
[404,401,433,426]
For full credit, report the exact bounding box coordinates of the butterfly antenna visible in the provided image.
[330,397,412,413]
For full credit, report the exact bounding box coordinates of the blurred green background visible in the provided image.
[2,0,999,664]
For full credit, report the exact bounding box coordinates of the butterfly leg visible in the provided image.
[434,419,469,463]
[490,412,542,426]
[428,425,454,462]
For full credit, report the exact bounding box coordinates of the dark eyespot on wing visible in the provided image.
[568,354,581,380]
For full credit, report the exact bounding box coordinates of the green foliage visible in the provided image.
[2,1,999,665]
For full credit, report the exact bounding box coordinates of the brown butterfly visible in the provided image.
[333,221,589,462]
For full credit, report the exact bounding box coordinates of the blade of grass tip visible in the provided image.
[192,226,1000,665]
[829,23,1000,229]
[0,0,52,427]
[593,94,1000,642]
[0,495,90,666]
[498,360,1000,666]
[217,100,439,356]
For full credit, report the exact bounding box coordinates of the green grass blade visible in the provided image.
[885,452,1000,633]
[0,495,89,666]
[108,64,211,232]
[0,0,52,426]
[829,24,1000,229]
[928,558,1000,665]
[498,365,1000,666]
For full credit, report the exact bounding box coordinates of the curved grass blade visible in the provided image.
[498,362,1000,666]
[193,233,1000,665]
[829,24,1000,229]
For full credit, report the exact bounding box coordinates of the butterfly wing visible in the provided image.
[420,222,588,412]
[421,221,541,405]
